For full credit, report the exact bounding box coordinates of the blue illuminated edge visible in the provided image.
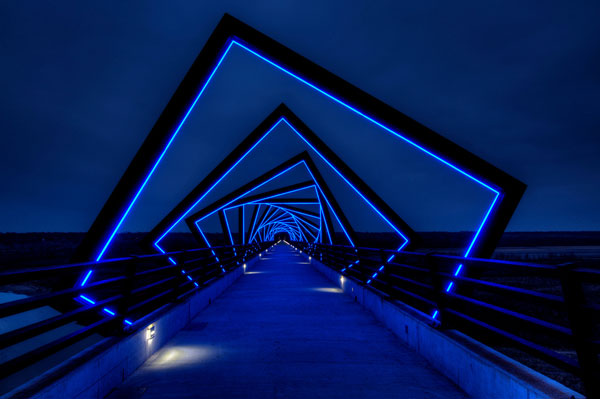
[259,210,302,242]
[227,206,301,241]
[224,185,322,243]
[189,157,363,246]
[240,206,314,243]
[82,38,502,324]
[195,181,324,247]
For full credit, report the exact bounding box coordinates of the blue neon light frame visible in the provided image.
[186,157,359,247]
[79,18,521,324]
[195,184,324,248]
[225,185,322,237]
[223,205,307,244]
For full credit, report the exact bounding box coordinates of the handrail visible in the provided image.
[295,241,599,398]
[0,241,270,388]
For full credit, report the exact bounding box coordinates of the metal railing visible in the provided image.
[0,242,269,389]
[295,241,600,398]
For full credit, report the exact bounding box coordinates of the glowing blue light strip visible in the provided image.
[290,214,317,241]
[275,207,320,219]
[152,119,290,259]
[249,204,260,241]
[292,215,309,243]
[103,308,115,316]
[314,187,324,244]
[81,40,242,328]
[258,212,302,240]
[262,207,284,225]
[222,210,237,258]
[80,295,95,304]
[287,214,319,238]
[322,199,333,244]
[91,37,503,325]
[250,200,319,205]
[366,265,386,285]
[195,225,225,273]
[227,192,324,242]
[233,41,498,194]
[283,120,408,248]
[253,218,298,237]
[242,205,246,245]
[197,160,304,222]
[96,40,237,261]
[190,161,327,247]
[81,270,93,287]
[281,219,303,242]
[253,220,298,242]
[274,227,296,240]
[158,118,370,252]
[244,184,316,203]
[252,208,286,239]
[266,222,298,240]
[79,282,130,325]
[227,41,502,312]
[245,196,322,243]
[270,205,320,230]
[260,218,296,228]
[300,161,354,246]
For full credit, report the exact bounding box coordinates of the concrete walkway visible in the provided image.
[109,243,469,399]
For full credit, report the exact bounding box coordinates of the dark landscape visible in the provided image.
[2,231,599,269]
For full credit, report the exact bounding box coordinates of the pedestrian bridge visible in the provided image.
[0,240,593,399]
[1,13,596,399]
[108,243,467,399]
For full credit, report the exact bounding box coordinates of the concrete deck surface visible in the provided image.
[108,243,469,399]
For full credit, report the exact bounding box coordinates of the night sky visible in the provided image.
[1,1,599,234]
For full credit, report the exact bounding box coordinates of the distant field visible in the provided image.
[1,231,599,268]
[1,231,598,297]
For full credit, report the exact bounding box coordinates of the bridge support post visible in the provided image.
[560,263,600,398]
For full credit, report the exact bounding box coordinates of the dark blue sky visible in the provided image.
[1,1,599,233]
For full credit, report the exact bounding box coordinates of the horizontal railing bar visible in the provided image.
[311,244,561,273]
[302,242,588,383]
[0,245,254,279]
[386,272,434,292]
[0,276,126,317]
[390,284,437,308]
[126,288,174,314]
[445,292,572,336]
[0,315,115,379]
[438,272,565,303]
[446,308,580,374]
[0,295,122,350]
[388,262,431,274]
[132,263,179,277]
[130,276,176,296]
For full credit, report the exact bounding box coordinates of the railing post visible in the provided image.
[118,257,137,333]
[169,251,186,302]
[427,254,446,328]
[559,263,600,398]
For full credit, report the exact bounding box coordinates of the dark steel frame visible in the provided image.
[75,13,523,263]
[183,151,356,247]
